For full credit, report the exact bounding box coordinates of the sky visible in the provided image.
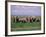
[11,5,41,16]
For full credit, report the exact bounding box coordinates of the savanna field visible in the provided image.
[11,21,41,31]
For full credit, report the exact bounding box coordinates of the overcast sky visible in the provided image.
[11,5,41,16]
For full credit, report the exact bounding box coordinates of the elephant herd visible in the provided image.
[15,17,40,23]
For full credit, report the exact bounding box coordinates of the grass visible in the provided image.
[11,22,41,31]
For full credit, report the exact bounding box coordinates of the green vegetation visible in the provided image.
[11,22,41,31]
